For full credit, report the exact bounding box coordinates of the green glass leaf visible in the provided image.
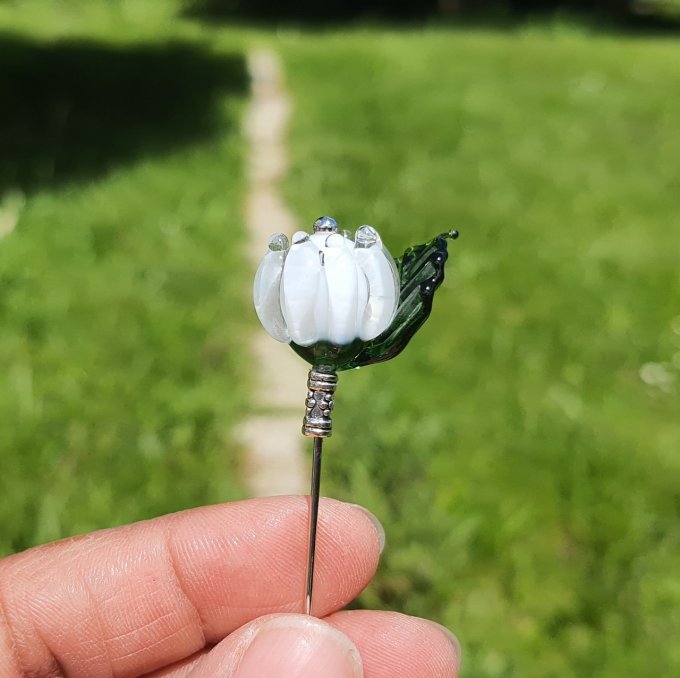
[290,229,459,371]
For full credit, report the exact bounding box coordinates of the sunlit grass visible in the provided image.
[1,4,679,674]
[280,27,680,677]
[0,8,251,552]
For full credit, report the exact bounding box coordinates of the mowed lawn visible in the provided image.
[280,28,680,677]
[1,6,679,676]
[0,6,251,554]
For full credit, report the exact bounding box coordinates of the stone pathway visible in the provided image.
[238,49,309,497]
[0,191,24,239]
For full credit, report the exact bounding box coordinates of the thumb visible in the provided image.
[190,614,363,678]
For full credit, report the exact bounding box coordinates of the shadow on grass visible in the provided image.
[183,0,680,35]
[183,0,437,25]
[0,33,248,193]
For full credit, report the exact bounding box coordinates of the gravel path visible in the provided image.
[239,49,309,497]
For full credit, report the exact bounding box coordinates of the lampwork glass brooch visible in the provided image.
[253,215,458,613]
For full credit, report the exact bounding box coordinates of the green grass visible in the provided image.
[279,27,680,677]
[0,3,252,553]
[2,3,679,675]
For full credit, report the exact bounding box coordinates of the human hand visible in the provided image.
[0,497,460,677]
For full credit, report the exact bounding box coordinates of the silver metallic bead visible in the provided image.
[302,368,337,437]
[313,215,338,233]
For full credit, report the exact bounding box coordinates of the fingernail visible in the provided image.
[429,621,462,670]
[350,504,386,554]
[234,615,363,678]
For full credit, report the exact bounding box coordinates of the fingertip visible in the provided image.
[346,503,385,555]
[0,496,385,678]
[305,497,384,615]
[426,620,462,675]
[189,614,363,678]
[327,610,461,678]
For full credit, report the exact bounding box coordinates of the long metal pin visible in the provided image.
[305,436,323,615]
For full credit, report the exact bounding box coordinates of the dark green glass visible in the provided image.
[290,229,459,371]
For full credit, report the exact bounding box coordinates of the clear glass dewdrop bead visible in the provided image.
[355,225,379,248]
[268,232,289,252]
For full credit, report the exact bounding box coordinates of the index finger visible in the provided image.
[0,496,383,678]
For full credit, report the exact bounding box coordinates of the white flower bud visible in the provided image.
[254,221,399,347]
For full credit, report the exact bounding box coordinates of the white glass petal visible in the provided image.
[253,249,289,342]
[292,230,310,244]
[324,232,346,249]
[281,239,322,346]
[323,236,360,345]
[354,246,399,340]
[313,265,329,342]
[355,265,369,334]
[309,231,329,249]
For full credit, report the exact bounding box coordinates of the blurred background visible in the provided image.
[1,1,679,676]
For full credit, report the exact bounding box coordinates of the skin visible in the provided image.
[0,496,460,677]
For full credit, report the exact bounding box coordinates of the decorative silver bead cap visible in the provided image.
[303,368,337,437]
